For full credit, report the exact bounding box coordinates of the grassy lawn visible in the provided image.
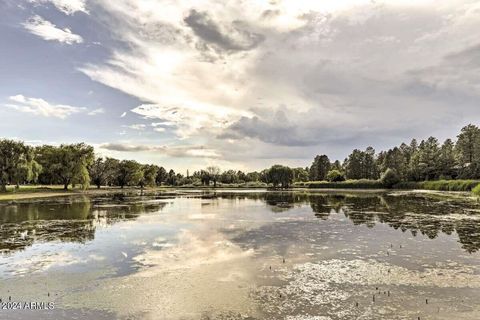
[0,185,72,201]
[3,185,66,193]
[0,185,174,202]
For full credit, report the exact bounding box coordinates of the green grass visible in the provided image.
[3,185,67,193]
[420,180,480,191]
[297,179,385,189]
[472,184,480,196]
[296,179,480,192]
[393,180,480,192]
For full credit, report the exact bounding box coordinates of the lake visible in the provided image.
[0,190,479,319]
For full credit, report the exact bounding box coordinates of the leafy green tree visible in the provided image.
[166,169,177,185]
[140,164,158,187]
[89,158,106,189]
[195,170,210,185]
[103,158,120,186]
[220,170,238,184]
[175,172,185,185]
[381,168,400,188]
[116,160,143,188]
[259,169,269,183]
[246,171,260,182]
[293,167,309,182]
[35,143,94,190]
[237,170,246,182]
[156,166,167,185]
[0,139,38,191]
[331,160,342,172]
[206,166,221,187]
[309,155,330,181]
[266,165,293,188]
[30,160,42,184]
[326,169,345,182]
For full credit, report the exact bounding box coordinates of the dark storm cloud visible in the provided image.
[184,9,264,51]
[220,115,316,146]
[100,143,153,152]
[99,143,221,158]
[399,42,480,107]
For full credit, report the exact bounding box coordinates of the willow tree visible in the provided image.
[35,143,94,190]
[266,165,293,188]
[140,164,158,188]
[116,160,143,188]
[0,139,39,192]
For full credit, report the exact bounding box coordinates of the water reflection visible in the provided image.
[1,192,479,256]
[209,191,480,253]
[0,196,167,254]
[308,193,480,253]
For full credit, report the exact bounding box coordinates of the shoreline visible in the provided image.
[0,185,477,203]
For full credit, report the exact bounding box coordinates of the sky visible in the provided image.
[1,0,480,173]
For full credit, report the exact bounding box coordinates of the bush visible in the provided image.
[326,170,345,182]
[392,181,420,189]
[380,169,400,188]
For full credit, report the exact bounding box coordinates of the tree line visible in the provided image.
[0,141,305,191]
[1,124,479,192]
[308,124,480,184]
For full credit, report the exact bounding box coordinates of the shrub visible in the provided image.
[393,181,420,189]
[326,170,345,182]
[380,169,400,188]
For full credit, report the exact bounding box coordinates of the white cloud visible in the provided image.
[87,108,105,115]
[23,15,83,44]
[77,0,480,166]
[6,95,86,119]
[123,124,146,131]
[29,0,88,15]
[99,143,220,158]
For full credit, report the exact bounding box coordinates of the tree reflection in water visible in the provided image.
[0,196,167,254]
[214,191,480,253]
[1,191,479,255]
[307,193,480,253]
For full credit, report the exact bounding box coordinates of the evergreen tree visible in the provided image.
[309,155,331,181]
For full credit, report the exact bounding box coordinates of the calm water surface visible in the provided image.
[0,190,479,319]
